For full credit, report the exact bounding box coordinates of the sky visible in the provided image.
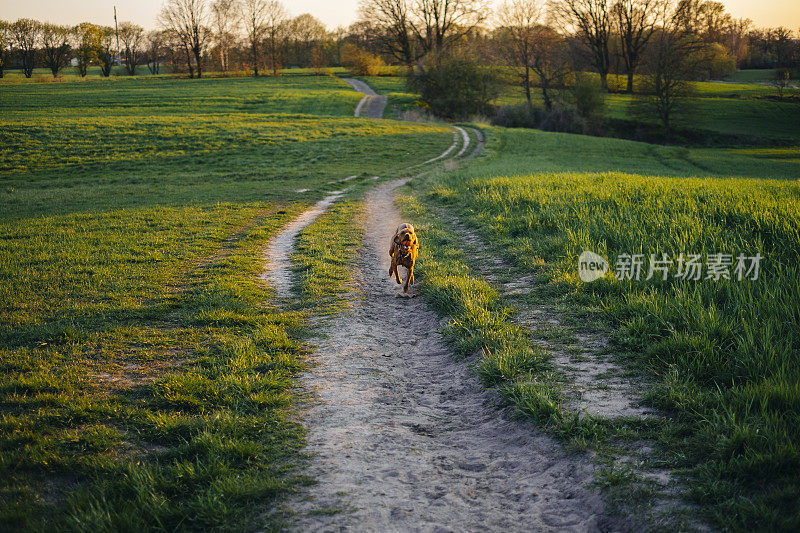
[0,0,798,32]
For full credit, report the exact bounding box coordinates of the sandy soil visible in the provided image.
[283,180,616,532]
[343,78,389,119]
[261,190,345,299]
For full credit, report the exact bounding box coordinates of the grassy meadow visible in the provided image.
[408,126,800,529]
[0,73,452,529]
[3,63,800,531]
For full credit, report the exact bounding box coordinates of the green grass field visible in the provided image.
[412,127,800,529]
[3,67,800,531]
[0,73,452,529]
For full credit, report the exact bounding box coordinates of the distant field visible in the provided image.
[725,68,786,83]
[0,74,452,530]
[416,127,800,530]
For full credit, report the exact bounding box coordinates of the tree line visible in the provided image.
[0,0,796,81]
[0,0,342,79]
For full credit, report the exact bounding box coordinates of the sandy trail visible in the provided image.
[286,180,613,532]
[261,190,345,299]
[343,78,389,119]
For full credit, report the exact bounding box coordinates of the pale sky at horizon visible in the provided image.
[1,0,798,33]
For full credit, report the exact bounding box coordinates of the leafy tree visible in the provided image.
[408,49,501,119]
[287,14,327,66]
[97,26,116,77]
[0,21,11,78]
[41,23,71,77]
[72,23,100,77]
[341,43,384,75]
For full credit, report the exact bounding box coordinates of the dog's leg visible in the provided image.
[403,267,411,293]
[392,261,402,284]
[409,265,415,285]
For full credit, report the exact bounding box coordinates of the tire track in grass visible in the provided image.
[342,78,388,119]
[260,190,348,299]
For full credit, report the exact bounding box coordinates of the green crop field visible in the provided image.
[0,73,452,530]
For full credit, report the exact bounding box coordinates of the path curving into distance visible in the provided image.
[343,78,389,119]
[259,81,608,530]
[261,78,471,300]
[285,179,613,531]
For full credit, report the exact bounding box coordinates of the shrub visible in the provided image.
[568,74,605,119]
[492,103,589,134]
[407,50,501,120]
[341,44,384,76]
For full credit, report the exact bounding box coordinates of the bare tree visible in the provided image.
[242,0,270,75]
[211,0,239,72]
[118,22,145,75]
[639,1,702,133]
[613,0,665,92]
[0,21,12,78]
[145,30,167,74]
[159,0,209,78]
[97,26,116,77]
[41,23,72,77]
[358,0,417,65]
[12,19,41,78]
[496,0,544,105]
[72,23,100,77]
[409,0,489,54]
[263,1,287,75]
[554,0,613,89]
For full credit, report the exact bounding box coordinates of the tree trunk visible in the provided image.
[194,47,202,78]
[626,71,634,92]
[524,66,532,105]
[542,80,552,110]
[184,45,194,78]
[252,42,259,76]
[599,71,608,90]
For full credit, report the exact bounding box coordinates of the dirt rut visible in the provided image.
[261,191,345,298]
[343,78,388,119]
[287,180,611,532]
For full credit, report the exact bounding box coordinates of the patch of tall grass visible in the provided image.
[425,127,800,529]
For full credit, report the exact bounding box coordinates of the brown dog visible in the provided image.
[389,223,419,293]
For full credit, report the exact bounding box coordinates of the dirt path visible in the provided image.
[285,180,614,532]
[260,190,346,299]
[343,78,388,119]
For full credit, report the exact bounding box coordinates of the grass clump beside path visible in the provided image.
[418,126,800,530]
[292,199,367,313]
